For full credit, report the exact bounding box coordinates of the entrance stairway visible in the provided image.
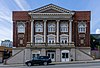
[75,48,94,61]
[6,49,25,64]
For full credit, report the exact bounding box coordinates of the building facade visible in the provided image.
[12,4,92,62]
[1,40,13,48]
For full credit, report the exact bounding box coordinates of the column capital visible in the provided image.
[43,20,47,22]
[69,20,73,22]
[56,20,60,22]
[30,20,34,22]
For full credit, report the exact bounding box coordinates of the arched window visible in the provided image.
[35,22,43,32]
[78,22,86,33]
[48,22,55,32]
[17,22,25,33]
[60,22,68,32]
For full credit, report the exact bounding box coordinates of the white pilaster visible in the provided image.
[57,20,60,43]
[69,20,73,43]
[31,20,34,43]
[44,20,47,43]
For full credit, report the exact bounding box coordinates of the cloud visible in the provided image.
[13,0,31,10]
[0,1,12,23]
[0,0,13,45]
[96,29,100,34]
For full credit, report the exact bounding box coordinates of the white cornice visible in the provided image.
[29,13,74,15]
[29,13,74,19]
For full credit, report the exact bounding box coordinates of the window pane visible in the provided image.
[48,37,55,43]
[60,37,68,44]
[37,54,40,57]
[18,23,25,33]
[51,54,54,59]
[35,22,43,32]
[62,53,65,58]
[48,54,50,58]
[78,22,86,33]
[48,23,55,32]
[35,37,43,43]
[33,54,35,57]
[66,53,68,58]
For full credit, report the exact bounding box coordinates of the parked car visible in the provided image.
[25,56,52,66]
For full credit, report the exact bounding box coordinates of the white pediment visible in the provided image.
[31,4,74,13]
[34,34,43,37]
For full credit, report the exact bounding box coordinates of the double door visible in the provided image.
[47,52,55,62]
[61,50,69,62]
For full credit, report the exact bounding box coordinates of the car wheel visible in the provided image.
[27,62,32,66]
[43,62,48,65]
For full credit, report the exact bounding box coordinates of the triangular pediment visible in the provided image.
[31,4,73,13]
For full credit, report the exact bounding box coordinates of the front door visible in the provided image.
[47,52,55,62]
[61,50,69,62]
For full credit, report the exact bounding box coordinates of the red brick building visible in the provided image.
[12,4,92,62]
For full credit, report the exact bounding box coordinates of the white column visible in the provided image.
[57,20,60,43]
[31,20,34,43]
[69,20,73,43]
[44,20,47,43]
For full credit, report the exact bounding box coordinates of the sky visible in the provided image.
[0,0,100,44]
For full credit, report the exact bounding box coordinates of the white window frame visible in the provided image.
[60,34,68,44]
[47,34,56,44]
[48,22,55,32]
[60,37,68,44]
[17,22,25,33]
[78,22,86,33]
[35,34,43,43]
[35,37,43,43]
[60,22,68,32]
[35,21,43,32]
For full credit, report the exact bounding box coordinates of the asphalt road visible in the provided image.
[1,62,100,68]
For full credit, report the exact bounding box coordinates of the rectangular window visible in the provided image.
[48,37,55,44]
[78,28,86,32]
[78,22,86,33]
[35,37,43,43]
[60,27,68,32]
[48,27,55,32]
[60,37,68,44]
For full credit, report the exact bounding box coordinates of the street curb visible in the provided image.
[51,60,100,65]
[0,60,100,67]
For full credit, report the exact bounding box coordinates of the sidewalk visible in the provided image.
[51,59,100,65]
[0,60,100,67]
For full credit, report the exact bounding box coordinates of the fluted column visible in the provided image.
[31,20,34,43]
[57,20,60,43]
[69,20,73,43]
[44,20,47,43]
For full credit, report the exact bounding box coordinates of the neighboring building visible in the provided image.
[1,40,13,48]
[91,34,100,59]
[0,46,12,63]
[90,34,100,50]
[10,4,92,63]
